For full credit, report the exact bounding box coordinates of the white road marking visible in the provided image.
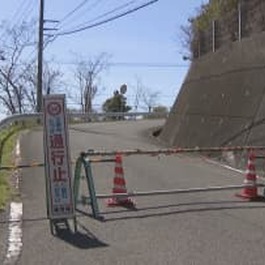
[4,202,23,264]
[204,157,265,180]
[4,139,23,265]
[205,158,245,174]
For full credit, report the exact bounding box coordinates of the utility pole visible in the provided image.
[37,0,44,112]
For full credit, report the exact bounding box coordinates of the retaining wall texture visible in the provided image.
[160,32,265,148]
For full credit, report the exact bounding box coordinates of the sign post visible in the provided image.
[43,94,76,234]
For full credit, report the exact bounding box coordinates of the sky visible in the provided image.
[0,0,208,113]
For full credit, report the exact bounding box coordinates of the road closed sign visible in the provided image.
[43,94,75,220]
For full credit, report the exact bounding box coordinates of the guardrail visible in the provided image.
[0,113,41,131]
[0,111,166,131]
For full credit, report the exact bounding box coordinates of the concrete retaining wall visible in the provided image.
[160,32,265,148]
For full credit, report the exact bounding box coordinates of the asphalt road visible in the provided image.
[15,119,265,264]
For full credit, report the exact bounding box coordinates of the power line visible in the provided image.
[109,62,189,68]
[40,1,157,54]
[41,1,138,51]
[10,0,34,25]
[16,0,38,25]
[49,60,189,68]
[0,0,38,64]
[0,0,33,42]
[59,0,89,24]
[57,0,105,30]
[55,0,159,37]
[41,0,106,50]
[66,0,138,31]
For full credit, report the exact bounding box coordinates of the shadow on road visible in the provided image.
[54,220,108,249]
[100,200,265,222]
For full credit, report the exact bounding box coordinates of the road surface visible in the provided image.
[10,119,265,264]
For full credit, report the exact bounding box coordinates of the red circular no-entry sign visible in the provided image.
[47,102,62,116]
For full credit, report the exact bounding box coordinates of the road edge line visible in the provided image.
[3,138,23,265]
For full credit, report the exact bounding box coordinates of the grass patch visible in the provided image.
[0,119,40,210]
[0,126,21,210]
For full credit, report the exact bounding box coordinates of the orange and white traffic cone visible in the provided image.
[236,151,258,200]
[107,153,135,207]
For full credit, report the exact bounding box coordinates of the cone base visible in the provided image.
[236,192,257,199]
[235,190,263,201]
[106,197,136,208]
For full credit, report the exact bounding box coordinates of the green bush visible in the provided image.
[194,0,238,31]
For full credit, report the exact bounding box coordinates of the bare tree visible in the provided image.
[21,60,64,111]
[133,77,142,112]
[43,63,63,95]
[180,23,194,60]
[74,53,109,113]
[133,78,160,112]
[0,21,38,114]
[142,89,160,113]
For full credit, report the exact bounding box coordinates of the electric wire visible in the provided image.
[15,0,37,25]
[41,0,106,50]
[49,60,189,68]
[1,0,161,96]
[39,0,158,55]
[0,0,32,42]
[55,0,159,37]
[0,0,38,63]
[57,0,105,30]
[66,0,138,31]
[59,0,89,24]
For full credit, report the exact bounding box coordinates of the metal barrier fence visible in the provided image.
[2,145,265,171]
[0,158,115,171]
[73,147,265,221]
[80,146,265,157]
[1,145,264,224]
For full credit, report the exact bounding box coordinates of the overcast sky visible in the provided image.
[0,0,208,112]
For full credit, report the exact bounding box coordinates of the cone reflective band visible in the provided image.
[107,153,135,207]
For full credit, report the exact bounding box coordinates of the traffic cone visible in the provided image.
[107,153,135,207]
[236,151,258,200]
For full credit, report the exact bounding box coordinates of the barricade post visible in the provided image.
[73,152,101,220]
